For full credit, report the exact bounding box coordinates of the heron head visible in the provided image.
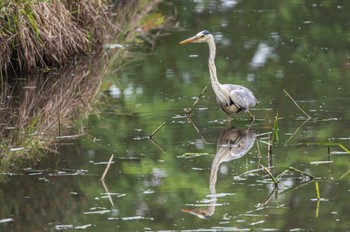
[180,30,212,44]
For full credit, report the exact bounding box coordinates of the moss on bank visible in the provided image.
[0,0,111,73]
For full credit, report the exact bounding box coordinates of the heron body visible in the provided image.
[180,30,257,126]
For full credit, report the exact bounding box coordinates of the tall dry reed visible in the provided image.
[0,0,111,73]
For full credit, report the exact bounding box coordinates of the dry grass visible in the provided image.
[0,0,111,73]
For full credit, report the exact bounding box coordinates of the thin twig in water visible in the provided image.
[149,122,165,139]
[188,118,208,144]
[260,164,279,186]
[101,180,115,207]
[315,198,320,218]
[101,154,114,180]
[276,169,289,180]
[315,181,320,200]
[284,118,310,145]
[186,85,208,116]
[327,138,331,156]
[258,140,272,146]
[256,137,262,167]
[304,142,350,155]
[283,89,312,144]
[289,166,315,179]
[283,89,311,119]
[278,178,314,195]
[315,181,321,218]
[339,169,350,180]
[260,186,278,207]
[267,134,273,168]
[239,167,265,177]
[272,112,279,144]
[149,137,166,154]
[192,86,208,108]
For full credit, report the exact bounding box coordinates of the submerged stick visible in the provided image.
[149,122,165,139]
[283,89,311,119]
[101,154,114,180]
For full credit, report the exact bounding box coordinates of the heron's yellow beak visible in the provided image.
[179,36,196,45]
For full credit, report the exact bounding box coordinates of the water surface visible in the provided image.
[1,0,350,231]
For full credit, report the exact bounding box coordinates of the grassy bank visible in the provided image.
[0,0,111,73]
[0,0,168,170]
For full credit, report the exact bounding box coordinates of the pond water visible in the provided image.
[2,0,350,231]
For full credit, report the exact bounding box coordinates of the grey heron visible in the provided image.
[180,30,257,127]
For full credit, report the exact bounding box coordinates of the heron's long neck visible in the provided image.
[207,38,218,83]
[207,37,226,99]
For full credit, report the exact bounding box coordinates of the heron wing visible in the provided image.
[225,85,257,110]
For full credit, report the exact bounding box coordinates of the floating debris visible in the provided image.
[55,225,74,230]
[0,218,14,224]
[310,161,333,165]
[177,153,209,158]
[122,216,154,221]
[83,210,111,215]
[143,189,155,194]
[75,224,93,229]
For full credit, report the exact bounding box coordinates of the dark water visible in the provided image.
[2,0,350,231]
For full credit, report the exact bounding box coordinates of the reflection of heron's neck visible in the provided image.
[209,148,226,194]
[205,148,227,217]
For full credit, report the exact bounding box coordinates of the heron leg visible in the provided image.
[247,110,255,128]
[225,114,231,129]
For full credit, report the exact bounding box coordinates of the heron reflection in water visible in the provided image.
[180,30,257,128]
[181,127,256,219]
